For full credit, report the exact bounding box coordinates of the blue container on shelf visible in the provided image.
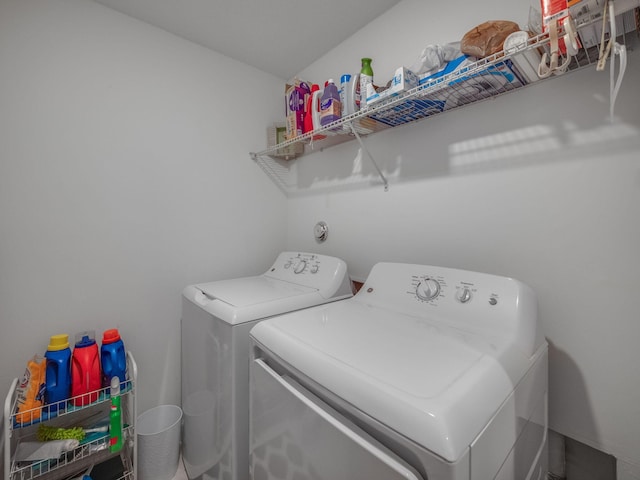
[45,334,72,412]
[101,328,126,393]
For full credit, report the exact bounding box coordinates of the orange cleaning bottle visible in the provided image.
[15,355,46,424]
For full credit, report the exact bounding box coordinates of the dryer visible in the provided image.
[181,252,353,480]
[249,262,548,480]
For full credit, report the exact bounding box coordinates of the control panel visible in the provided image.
[355,262,537,332]
[412,275,478,306]
[264,252,351,295]
[356,262,541,358]
[283,253,321,275]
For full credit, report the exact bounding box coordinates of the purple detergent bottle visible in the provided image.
[320,79,342,127]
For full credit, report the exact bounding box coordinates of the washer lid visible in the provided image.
[187,276,327,325]
[250,299,533,463]
[196,276,317,307]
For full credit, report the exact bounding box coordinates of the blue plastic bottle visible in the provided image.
[101,328,126,393]
[45,334,72,413]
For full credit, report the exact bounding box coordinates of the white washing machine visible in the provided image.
[249,262,548,480]
[181,252,354,480]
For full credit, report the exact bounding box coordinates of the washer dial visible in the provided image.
[416,278,441,301]
[456,287,472,303]
[294,260,307,274]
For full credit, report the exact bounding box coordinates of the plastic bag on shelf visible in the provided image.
[410,42,462,77]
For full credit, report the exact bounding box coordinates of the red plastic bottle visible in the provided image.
[71,331,102,406]
[303,84,326,140]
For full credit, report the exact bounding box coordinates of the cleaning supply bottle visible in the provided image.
[71,331,101,407]
[310,87,325,135]
[340,74,360,117]
[319,79,341,127]
[303,84,326,140]
[45,334,72,412]
[101,328,126,393]
[339,74,351,116]
[15,355,46,425]
[359,58,374,109]
[303,84,315,134]
[109,376,123,453]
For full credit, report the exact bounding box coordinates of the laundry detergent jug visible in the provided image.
[101,328,126,393]
[71,331,101,406]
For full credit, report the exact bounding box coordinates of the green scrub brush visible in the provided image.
[37,425,85,442]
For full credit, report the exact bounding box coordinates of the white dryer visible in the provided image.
[249,262,548,480]
[181,252,353,480]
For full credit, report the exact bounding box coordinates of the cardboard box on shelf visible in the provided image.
[365,67,419,107]
[285,79,311,140]
[267,123,303,160]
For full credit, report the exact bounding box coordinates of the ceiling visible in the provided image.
[92,0,401,79]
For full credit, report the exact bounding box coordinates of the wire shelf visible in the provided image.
[4,353,137,480]
[9,425,134,480]
[8,380,134,431]
[250,25,624,195]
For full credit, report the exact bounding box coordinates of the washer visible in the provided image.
[249,262,548,480]
[181,252,353,480]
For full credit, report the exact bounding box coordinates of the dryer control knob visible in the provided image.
[456,288,472,303]
[416,278,441,301]
[294,260,307,274]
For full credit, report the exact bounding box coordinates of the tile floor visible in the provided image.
[171,457,188,480]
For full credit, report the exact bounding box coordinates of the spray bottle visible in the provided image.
[109,376,123,453]
[359,58,374,109]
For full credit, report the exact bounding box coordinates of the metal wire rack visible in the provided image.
[250,25,625,195]
[4,353,137,480]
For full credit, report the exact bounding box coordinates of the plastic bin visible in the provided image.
[137,405,183,480]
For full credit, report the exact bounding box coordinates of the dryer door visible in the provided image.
[250,358,424,480]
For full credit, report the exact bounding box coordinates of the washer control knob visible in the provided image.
[416,278,441,301]
[310,264,319,274]
[294,260,307,274]
[456,288,472,303]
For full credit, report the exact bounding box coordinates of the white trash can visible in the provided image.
[137,405,183,480]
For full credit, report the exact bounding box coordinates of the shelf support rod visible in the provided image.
[349,122,388,192]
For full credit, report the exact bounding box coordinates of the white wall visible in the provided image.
[286,0,640,471]
[1,0,638,475]
[0,0,286,420]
